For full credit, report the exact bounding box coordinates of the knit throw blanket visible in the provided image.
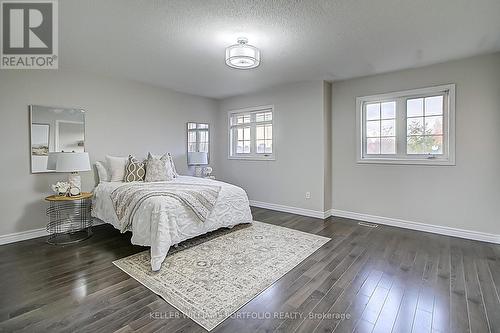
[110,182,221,232]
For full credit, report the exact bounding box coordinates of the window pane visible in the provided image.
[237,128,243,139]
[381,137,396,154]
[199,143,208,153]
[197,123,208,129]
[407,135,443,154]
[425,116,443,135]
[407,117,424,136]
[237,115,251,124]
[381,102,396,119]
[381,119,395,136]
[265,125,272,139]
[425,96,443,116]
[188,143,196,152]
[236,143,243,153]
[407,98,423,117]
[188,123,197,130]
[256,126,264,140]
[243,141,250,153]
[244,127,250,139]
[366,138,380,154]
[366,120,380,137]
[199,131,208,142]
[366,103,380,120]
[265,140,272,153]
[256,140,265,153]
[188,131,196,143]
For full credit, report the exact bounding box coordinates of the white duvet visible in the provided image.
[92,176,253,271]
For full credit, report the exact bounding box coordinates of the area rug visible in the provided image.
[113,221,330,331]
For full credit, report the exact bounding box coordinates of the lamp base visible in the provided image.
[68,172,81,195]
[194,166,203,177]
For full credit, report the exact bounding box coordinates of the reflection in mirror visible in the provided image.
[187,122,209,165]
[30,105,85,173]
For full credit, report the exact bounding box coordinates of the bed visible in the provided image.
[92,176,253,271]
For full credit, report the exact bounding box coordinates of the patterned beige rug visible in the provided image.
[113,221,330,331]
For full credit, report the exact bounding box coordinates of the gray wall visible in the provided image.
[0,70,218,236]
[332,53,500,234]
[216,81,331,212]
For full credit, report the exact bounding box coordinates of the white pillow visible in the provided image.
[95,161,110,182]
[105,155,128,182]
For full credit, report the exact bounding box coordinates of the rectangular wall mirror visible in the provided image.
[30,105,86,173]
[187,122,209,165]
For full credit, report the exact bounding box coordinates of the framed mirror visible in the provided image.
[187,122,209,165]
[30,105,86,173]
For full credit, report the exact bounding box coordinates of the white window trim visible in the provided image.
[227,105,276,161]
[355,84,456,165]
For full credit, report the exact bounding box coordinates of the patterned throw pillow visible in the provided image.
[124,155,146,182]
[166,153,178,178]
[145,153,174,182]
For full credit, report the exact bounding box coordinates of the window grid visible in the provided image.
[187,123,209,155]
[229,107,274,160]
[365,101,396,155]
[406,95,444,155]
[356,84,455,165]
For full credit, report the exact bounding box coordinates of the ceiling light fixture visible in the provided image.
[225,37,260,69]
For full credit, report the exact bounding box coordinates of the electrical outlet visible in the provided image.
[305,192,311,199]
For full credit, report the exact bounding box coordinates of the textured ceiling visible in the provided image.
[60,0,500,99]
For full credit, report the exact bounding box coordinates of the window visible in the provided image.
[229,105,274,160]
[187,122,209,160]
[356,84,455,165]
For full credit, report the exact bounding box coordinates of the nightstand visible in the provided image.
[45,192,93,245]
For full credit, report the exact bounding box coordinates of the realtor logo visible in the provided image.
[1,0,58,69]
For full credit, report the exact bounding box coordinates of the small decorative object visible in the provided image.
[203,166,213,178]
[47,152,91,196]
[51,181,71,196]
[188,152,208,177]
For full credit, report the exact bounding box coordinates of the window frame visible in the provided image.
[356,84,456,165]
[227,105,276,161]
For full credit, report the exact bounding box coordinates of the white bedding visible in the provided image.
[92,176,253,271]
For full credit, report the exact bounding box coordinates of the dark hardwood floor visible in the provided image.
[1,207,499,333]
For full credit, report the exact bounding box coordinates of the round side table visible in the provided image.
[45,192,93,245]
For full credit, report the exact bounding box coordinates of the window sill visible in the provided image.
[357,158,455,166]
[228,156,275,161]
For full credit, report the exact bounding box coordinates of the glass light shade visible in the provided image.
[225,38,260,69]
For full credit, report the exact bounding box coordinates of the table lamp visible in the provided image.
[47,152,91,195]
[187,152,208,177]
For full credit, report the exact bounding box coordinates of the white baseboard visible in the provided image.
[0,227,48,245]
[249,200,328,219]
[331,209,500,244]
[0,219,105,246]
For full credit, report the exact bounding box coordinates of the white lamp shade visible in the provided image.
[46,152,63,170]
[188,152,208,165]
[54,152,91,172]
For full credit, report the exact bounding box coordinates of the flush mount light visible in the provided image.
[225,37,261,69]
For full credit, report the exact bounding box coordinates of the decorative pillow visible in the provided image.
[95,161,109,183]
[105,155,128,182]
[145,153,174,182]
[124,155,146,182]
[166,153,178,178]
